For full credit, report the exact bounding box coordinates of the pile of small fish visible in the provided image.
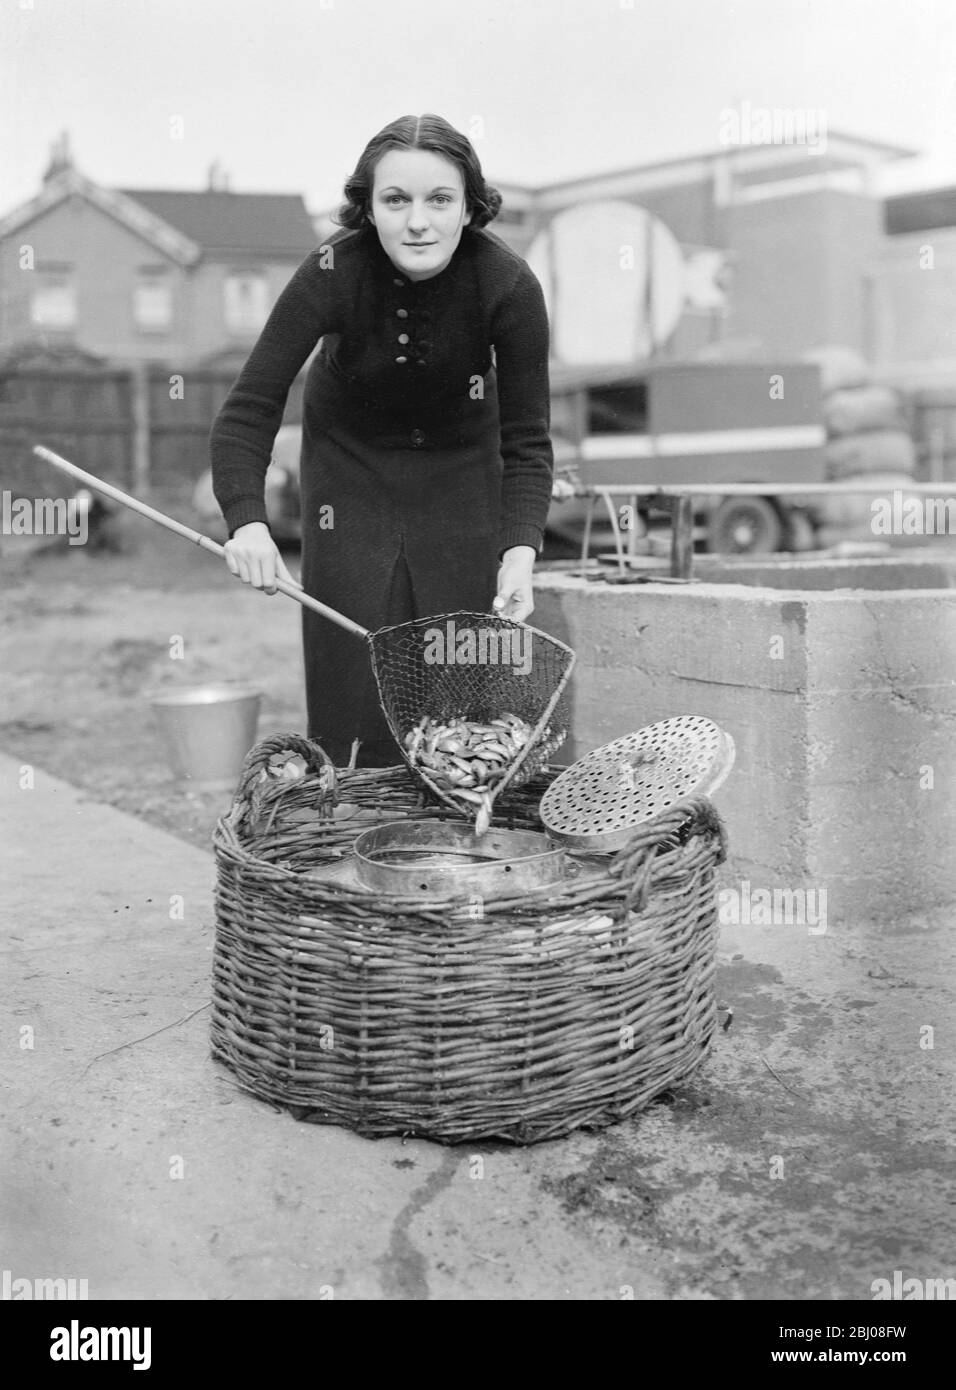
[404,712,535,832]
[259,751,309,783]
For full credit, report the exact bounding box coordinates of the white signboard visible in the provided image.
[527,200,685,365]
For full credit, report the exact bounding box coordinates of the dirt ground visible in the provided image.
[0,483,309,851]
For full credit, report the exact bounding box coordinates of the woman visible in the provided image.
[211,114,554,766]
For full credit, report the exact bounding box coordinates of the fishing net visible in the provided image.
[368,611,575,816]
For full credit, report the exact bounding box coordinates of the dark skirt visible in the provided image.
[301,541,415,767]
[298,378,503,767]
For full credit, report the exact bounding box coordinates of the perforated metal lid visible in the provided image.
[540,715,735,851]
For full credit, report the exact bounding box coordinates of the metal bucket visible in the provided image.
[352,819,567,897]
[148,682,262,791]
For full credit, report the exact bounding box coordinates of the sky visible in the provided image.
[2,0,956,218]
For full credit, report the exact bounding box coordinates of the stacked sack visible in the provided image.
[800,345,917,546]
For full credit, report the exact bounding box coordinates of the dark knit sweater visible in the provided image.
[210,222,554,556]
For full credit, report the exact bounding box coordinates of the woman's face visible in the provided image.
[368,148,471,281]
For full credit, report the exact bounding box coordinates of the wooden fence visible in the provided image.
[0,360,305,497]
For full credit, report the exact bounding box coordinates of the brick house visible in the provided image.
[453,130,929,373]
[0,139,318,365]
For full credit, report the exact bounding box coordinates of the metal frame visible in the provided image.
[578,481,956,579]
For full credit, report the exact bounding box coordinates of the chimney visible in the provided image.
[42,130,74,184]
[206,161,231,192]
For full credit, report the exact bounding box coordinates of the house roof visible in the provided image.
[0,171,203,265]
[0,168,317,262]
[884,185,956,235]
[117,189,317,255]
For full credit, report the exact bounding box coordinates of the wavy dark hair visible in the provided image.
[335,114,502,231]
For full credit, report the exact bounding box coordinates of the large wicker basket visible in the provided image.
[211,733,727,1145]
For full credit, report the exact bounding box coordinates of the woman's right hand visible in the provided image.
[223,521,302,595]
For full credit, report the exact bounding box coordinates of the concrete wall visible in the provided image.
[874,227,956,371]
[533,571,956,927]
[806,591,956,921]
[693,553,956,589]
[723,190,884,355]
[613,178,720,248]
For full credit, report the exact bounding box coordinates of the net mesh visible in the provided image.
[369,611,575,813]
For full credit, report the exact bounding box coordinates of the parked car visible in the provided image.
[192,423,302,542]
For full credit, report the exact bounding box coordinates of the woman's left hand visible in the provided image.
[494,545,536,622]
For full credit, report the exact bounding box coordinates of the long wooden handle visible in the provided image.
[33,445,370,639]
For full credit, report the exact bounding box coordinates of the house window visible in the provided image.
[134,268,172,331]
[30,266,77,328]
[224,272,269,333]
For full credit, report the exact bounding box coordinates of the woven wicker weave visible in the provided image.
[211,733,727,1144]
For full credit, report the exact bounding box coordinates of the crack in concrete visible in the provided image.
[667,670,801,692]
[377,1148,460,1300]
[861,600,954,728]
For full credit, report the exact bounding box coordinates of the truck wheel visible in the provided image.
[706,496,783,554]
[780,506,817,553]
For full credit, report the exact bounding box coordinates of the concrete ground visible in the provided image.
[2,751,955,1301]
